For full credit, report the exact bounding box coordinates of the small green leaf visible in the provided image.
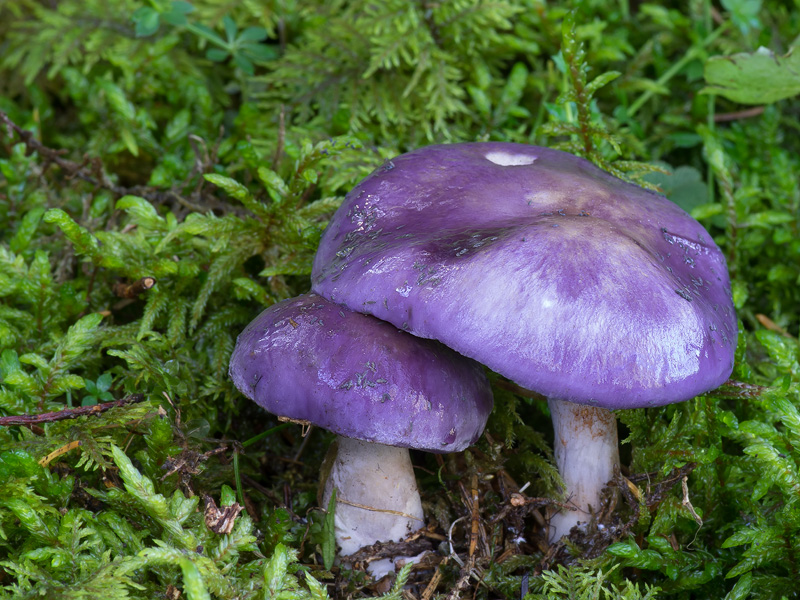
[259,256,313,278]
[162,1,194,26]
[233,53,255,75]
[263,542,293,596]
[119,129,139,156]
[50,374,85,394]
[19,352,49,371]
[223,16,237,43]
[257,167,290,202]
[466,85,491,118]
[206,48,230,62]
[3,498,57,543]
[186,23,228,47]
[99,80,136,121]
[301,168,318,184]
[702,47,800,104]
[741,210,796,228]
[305,571,330,600]
[238,26,268,43]
[607,541,640,558]
[497,62,529,115]
[117,196,168,231]
[9,207,45,253]
[203,174,250,202]
[43,209,100,258]
[731,280,748,310]
[243,44,278,62]
[644,162,707,213]
[220,485,236,507]
[724,572,752,600]
[0,449,44,480]
[722,0,762,34]
[205,176,273,220]
[584,70,621,97]
[0,349,37,394]
[137,548,212,600]
[132,7,161,37]
[754,330,798,369]
[96,372,113,392]
[232,278,270,304]
[691,202,724,220]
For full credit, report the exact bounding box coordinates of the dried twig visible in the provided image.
[0,110,236,215]
[490,492,574,526]
[421,559,445,600]
[756,314,795,338]
[713,106,764,122]
[39,440,83,466]
[467,475,480,557]
[444,555,478,600]
[681,476,703,526]
[642,462,698,509]
[0,394,146,427]
[272,105,286,169]
[347,536,435,564]
[113,276,157,298]
[204,494,245,534]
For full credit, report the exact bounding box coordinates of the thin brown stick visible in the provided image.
[272,105,286,169]
[468,474,479,557]
[713,106,764,122]
[642,462,698,509]
[39,440,82,466]
[421,560,444,600]
[756,314,795,338]
[0,110,239,215]
[113,276,157,299]
[0,394,146,427]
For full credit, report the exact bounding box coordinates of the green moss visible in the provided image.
[1,0,800,597]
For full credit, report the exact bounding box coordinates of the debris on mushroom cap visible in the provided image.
[311,143,737,409]
[228,293,493,452]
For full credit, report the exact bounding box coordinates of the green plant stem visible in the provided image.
[628,25,728,118]
[233,451,244,508]
[241,423,290,448]
[720,172,738,279]
[234,424,291,506]
[707,95,715,205]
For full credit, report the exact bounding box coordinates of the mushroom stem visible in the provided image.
[322,436,425,557]
[546,398,619,542]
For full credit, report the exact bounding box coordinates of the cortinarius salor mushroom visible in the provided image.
[310,142,737,541]
[229,293,492,563]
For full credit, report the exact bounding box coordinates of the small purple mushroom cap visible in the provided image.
[229,293,492,452]
[312,142,737,408]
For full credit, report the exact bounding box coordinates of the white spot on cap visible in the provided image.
[485,151,537,166]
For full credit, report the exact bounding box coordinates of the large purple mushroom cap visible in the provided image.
[312,142,737,408]
[229,293,493,452]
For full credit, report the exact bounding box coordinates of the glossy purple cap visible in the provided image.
[312,143,737,409]
[229,293,493,451]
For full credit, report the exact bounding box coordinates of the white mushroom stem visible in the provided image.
[322,436,425,561]
[547,399,619,543]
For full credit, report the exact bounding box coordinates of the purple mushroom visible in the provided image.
[311,142,737,541]
[229,293,493,563]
